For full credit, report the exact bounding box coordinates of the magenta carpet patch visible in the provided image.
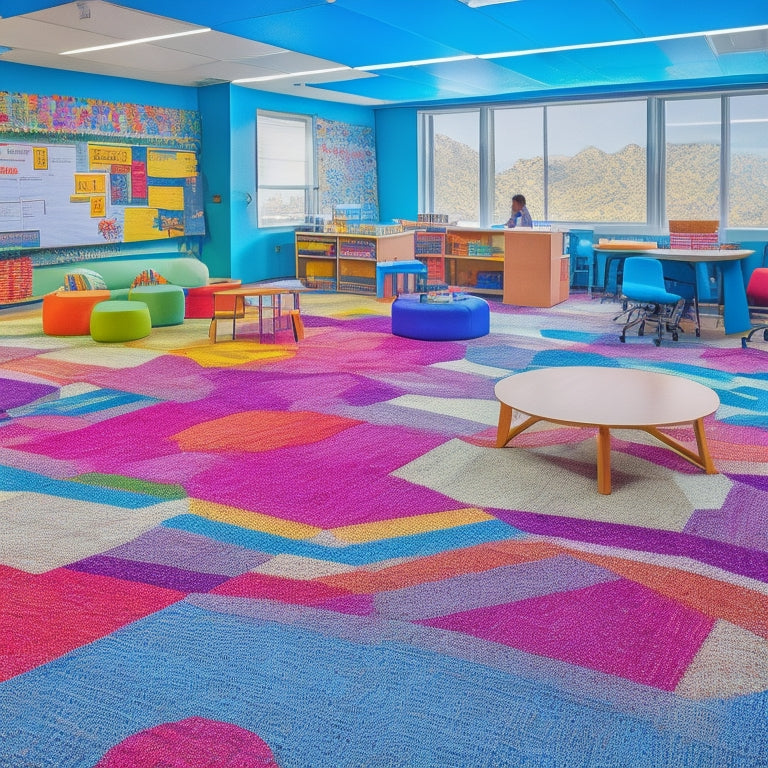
[420,578,715,689]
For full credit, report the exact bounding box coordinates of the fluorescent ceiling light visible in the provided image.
[233,67,350,83]
[357,54,476,71]
[457,0,521,6]
[61,28,210,55]
[479,23,768,59]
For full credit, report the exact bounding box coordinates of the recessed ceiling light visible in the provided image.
[60,28,210,55]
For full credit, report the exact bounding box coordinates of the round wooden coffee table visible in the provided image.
[494,366,719,494]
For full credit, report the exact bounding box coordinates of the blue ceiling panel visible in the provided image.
[478,0,643,49]
[489,54,613,89]
[555,43,674,82]
[415,59,546,92]
[330,0,539,56]
[656,37,720,66]
[310,72,473,102]
[599,0,768,38]
[216,5,470,68]
[714,50,768,78]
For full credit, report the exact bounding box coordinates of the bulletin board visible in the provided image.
[0,91,204,251]
[315,117,378,222]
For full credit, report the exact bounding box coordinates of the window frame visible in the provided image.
[256,109,317,229]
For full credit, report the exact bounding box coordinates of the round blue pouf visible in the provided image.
[391,295,490,341]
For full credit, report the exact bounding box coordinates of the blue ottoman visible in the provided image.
[391,295,490,341]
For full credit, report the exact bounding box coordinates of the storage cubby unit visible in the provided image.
[443,227,505,295]
[413,231,446,284]
[295,234,338,291]
[295,231,415,294]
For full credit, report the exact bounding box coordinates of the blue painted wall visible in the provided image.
[376,108,419,224]
[198,84,232,278]
[227,86,375,282]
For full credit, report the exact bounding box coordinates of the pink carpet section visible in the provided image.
[0,563,184,682]
[419,578,715,690]
[95,717,280,767]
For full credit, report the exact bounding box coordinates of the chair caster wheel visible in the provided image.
[672,332,679,342]
[742,338,748,349]
[619,335,626,343]
[654,338,661,347]
[695,329,700,337]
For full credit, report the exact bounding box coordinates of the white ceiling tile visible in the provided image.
[27,0,199,38]
[232,51,347,73]
[157,30,285,60]
[0,17,118,53]
[0,46,190,85]
[72,43,215,72]
[236,79,388,106]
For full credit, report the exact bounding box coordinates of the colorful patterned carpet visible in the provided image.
[1,292,767,767]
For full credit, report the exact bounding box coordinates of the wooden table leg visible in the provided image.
[596,426,612,494]
[496,403,513,447]
[693,418,717,474]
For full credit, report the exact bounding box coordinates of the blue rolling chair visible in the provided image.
[618,257,685,347]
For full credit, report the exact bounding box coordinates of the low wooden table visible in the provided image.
[495,366,719,494]
[209,285,308,343]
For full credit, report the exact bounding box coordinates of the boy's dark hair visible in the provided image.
[512,194,526,206]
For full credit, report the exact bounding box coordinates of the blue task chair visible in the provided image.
[618,257,685,347]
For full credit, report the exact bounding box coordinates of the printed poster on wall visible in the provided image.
[0,140,204,250]
[315,118,378,222]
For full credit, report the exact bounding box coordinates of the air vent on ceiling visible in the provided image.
[706,29,768,55]
[195,78,230,87]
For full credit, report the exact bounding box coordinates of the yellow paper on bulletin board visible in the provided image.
[147,149,197,178]
[123,207,164,242]
[74,174,106,195]
[148,185,184,211]
[89,144,132,169]
[90,196,106,217]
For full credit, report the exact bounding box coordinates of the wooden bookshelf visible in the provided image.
[295,231,415,294]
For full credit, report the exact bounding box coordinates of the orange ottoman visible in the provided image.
[184,280,242,318]
[42,290,111,336]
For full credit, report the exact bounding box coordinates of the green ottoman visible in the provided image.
[90,300,152,343]
[128,284,186,327]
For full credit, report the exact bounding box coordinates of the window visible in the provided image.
[256,111,315,227]
[420,89,768,231]
[493,107,544,226]
[547,101,647,223]
[664,98,721,222]
[430,111,480,225]
[729,93,768,228]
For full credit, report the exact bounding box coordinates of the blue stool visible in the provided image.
[391,294,490,341]
[376,260,428,298]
